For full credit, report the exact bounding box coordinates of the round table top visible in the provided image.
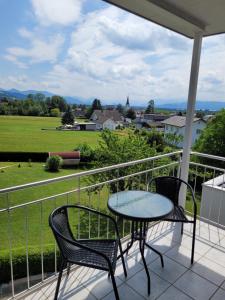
[108,190,174,221]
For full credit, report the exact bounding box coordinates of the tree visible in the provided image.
[86,98,102,118]
[196,110,205,119]
[50,108,60,117]
[194,109,225,164]
[145,100,154,114]
[126,108,136,119]
[92,98,102,111]
[61,106,74,125]
[92,129,156,192]
[116,104,124,115]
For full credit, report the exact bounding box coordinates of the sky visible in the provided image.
[1,0,225,106]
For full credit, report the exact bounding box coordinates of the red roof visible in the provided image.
[49,151,80,159]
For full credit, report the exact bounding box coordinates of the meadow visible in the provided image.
[0,115,101,152]
[0,115,199,283]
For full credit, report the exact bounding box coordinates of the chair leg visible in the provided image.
[67,262,71,276]
[109,266,120,300]
[181,223,184,235]
[191,219,196,264]
[118,239,127,277]
[54,259,65,300]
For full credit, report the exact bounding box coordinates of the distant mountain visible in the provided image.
[157,101,225,111]
[0,88,89,105]
[0,89,26,99]
[21,89,54,97]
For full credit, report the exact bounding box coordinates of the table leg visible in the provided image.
[139,223,151,295]
[117,221,135,259]
[144,242,164,268]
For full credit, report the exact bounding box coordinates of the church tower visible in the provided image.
[125,96,130,111]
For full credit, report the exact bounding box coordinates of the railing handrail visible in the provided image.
[191,151,225,162]
[0,151,182,194]
[0,161,179,213]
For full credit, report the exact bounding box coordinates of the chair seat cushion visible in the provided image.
[66,239,118,271]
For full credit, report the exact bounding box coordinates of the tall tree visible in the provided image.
[86,99,102,118]
[126,108,136,120]
[145,99,155,114]
[116,104,124,115]
[61,106,74,125]
[92,98,102,110]
[194,109,225,162]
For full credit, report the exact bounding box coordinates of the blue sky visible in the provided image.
[1,0,225,105]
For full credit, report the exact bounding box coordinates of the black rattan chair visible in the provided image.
[49,205,127,300]
[148,176,197,264]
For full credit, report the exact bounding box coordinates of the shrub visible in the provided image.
[74,143,95,162]
[0,151,48,162]
[45,155,62,172]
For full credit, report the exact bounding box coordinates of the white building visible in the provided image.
[90,110,124,130]
[162,116,206,148]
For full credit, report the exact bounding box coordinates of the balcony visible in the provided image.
[0,151,225,299]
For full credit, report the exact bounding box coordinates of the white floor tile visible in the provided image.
[210,288,225,300]
[157,285,192,300]
[126,269,170,299]
[191,256,225,286]
[102,283,145,300]
[149,256,187,284]
[174,270,218,300]
[165,244,201,268]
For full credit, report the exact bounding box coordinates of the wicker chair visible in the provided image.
[148,176,197,263]
[49,205,127,300]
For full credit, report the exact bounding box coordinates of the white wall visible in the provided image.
[103,119,117,130]
[201,175,225,226]
[164,120,206,148]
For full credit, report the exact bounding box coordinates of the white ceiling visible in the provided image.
[103,0,225,39]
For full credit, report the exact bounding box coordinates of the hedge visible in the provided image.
[0,152,48,162]
[0,250,60,283]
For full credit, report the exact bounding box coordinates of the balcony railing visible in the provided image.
[0,150,225,299]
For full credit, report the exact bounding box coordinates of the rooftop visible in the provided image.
[162,116,202,127]
[21,220,225,300]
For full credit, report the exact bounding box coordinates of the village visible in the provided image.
[58,97,212,148]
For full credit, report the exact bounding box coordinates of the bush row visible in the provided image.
[0,151,48,162]
[0,250,61,283]
[0,151,92,163]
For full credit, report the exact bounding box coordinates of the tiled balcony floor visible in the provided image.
[21,220,225,300]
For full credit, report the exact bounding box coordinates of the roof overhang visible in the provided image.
[103,0,225,39]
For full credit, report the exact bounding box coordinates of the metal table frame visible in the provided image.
[108,191,174,295]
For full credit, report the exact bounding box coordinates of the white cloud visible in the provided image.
[5,29,64,66]
[41,5,193,104]
[31,0,82,26]
[3,2,225,105]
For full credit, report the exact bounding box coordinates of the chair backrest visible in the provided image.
[151,176,182,206]
[49,206,75,258]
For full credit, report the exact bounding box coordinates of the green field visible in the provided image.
[0,115,101,152]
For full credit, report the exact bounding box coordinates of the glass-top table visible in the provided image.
[108,190,173,221]
[108,190,174,295]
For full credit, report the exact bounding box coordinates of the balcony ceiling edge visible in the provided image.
[103,0,225,39]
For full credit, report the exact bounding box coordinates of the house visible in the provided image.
[90,109,124,130]
[162,116,206,147]
[135,113,169,131]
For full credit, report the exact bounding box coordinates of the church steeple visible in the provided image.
[126,96,130,106]
[125,96,130,111]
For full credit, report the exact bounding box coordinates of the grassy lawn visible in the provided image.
[0,115,101,152]
[0,162,113,258]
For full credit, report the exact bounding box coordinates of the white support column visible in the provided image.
[179,31,203,207]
